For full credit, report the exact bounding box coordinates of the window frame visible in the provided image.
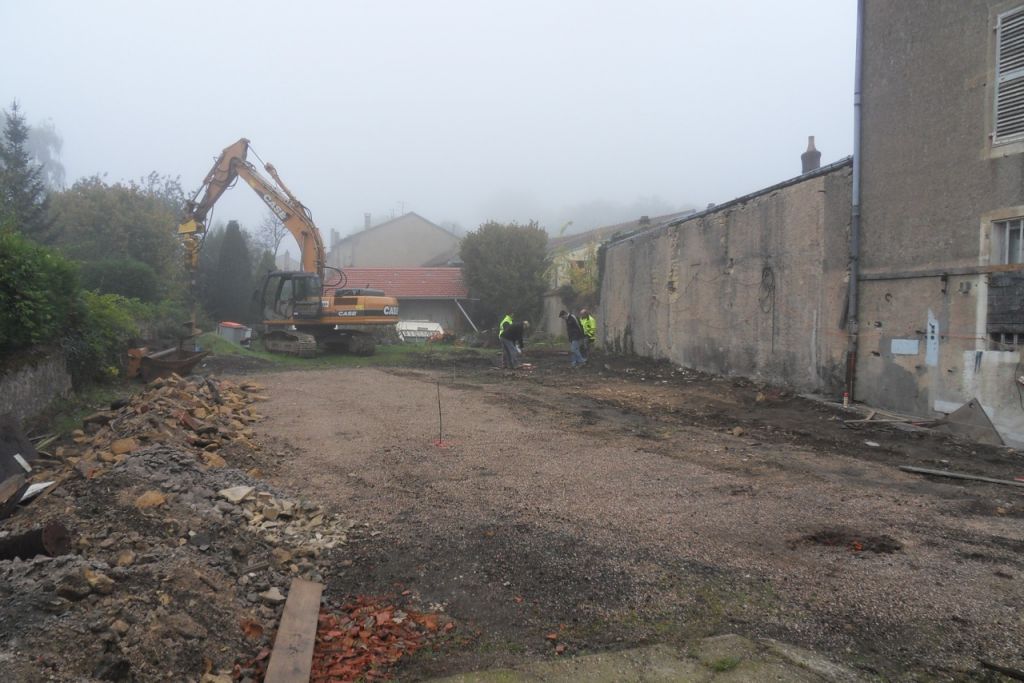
[993,217,1024,263]
[994,5,1024,145]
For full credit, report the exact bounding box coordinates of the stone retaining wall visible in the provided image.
[0,349,72,426]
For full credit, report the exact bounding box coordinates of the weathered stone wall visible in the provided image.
[600,163,852,394]
[0,349,72,426]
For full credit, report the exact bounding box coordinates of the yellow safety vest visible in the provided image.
[499,314,513,338]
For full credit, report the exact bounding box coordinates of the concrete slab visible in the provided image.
[427,636,866,682]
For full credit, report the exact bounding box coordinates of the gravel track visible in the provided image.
[249,360,1024,681]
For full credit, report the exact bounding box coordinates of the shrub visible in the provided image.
[62,291,139,385]
[0,231,80,355]
[79,257,160,302]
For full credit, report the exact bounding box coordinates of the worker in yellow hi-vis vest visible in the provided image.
[498,313,514,368]
[579,308,596,359]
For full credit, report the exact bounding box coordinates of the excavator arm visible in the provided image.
[178,138,326,278]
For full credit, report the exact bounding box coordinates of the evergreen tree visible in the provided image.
[0,102,51,240]
[254,249,276,281]
[210,221,253,323]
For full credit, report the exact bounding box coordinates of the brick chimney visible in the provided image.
[364,213,371,230]
[801,136,821,174]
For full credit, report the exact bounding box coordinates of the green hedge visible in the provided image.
[1,232,149,386]
[0,231,80,354]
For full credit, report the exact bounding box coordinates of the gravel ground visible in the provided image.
[248,352,1024,681]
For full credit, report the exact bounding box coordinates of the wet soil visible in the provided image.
[246,348,1024,681]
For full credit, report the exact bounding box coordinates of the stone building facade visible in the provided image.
[855,0,1024,442]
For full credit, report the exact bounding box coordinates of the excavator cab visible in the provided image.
[260,271,323,321]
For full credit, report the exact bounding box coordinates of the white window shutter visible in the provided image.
[995,7,1024,143]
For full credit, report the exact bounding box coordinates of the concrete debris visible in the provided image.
[0,431,370,681]
[56,373,265,480]
[259,586,286,605]
[133,489,166,509]
[217,483,252,505]
[219,485,255,504]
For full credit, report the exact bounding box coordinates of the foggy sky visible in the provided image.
[2,1,855,257]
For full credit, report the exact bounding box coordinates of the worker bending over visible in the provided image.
[500,320,528,369]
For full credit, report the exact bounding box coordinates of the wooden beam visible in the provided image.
[264,578,324,683]
[899,465,1024,488]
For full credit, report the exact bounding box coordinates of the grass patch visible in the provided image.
[43,380,134,436]
[708,656,741,672]
[196,333,489,371]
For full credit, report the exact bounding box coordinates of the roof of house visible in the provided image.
[547,210,696,253]
[420,247,463,267]
[334,212,459,246]
[334,267,468,299]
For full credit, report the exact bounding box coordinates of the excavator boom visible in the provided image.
[178,138,399,356]
[179,138,325,277]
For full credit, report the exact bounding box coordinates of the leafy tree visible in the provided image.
[0,102,51,241]
[253,209,288,258]
[49,174,183,284]
[460,220,548,327]
[209,220,253,323]
[135,171,185,213]
[79,257,160,302]
[26,119,65,190]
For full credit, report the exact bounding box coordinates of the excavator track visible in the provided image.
[261,330,318,357]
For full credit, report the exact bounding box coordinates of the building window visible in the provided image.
[990,332,1024,349]
[994,218,1024,263]
[995,6,1024,144]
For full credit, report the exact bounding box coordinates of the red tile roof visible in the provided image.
[331,267,468,299]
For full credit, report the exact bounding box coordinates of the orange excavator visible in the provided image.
[178,138,399,356]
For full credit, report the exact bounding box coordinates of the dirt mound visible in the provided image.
[801,526,902,554]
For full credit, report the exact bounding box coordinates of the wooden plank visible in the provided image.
[264,578,324,683]
[899,465,1024,488]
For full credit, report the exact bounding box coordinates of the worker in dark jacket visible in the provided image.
[500,320,528,369]
[559,310,586,367]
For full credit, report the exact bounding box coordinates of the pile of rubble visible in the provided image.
[0,442,376,681]
[0,372,410,681]
[61,374,267,474]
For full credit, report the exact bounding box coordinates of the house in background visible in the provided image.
[327,213,460,269]
[336,267,474,333]
[542,211,693,334]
